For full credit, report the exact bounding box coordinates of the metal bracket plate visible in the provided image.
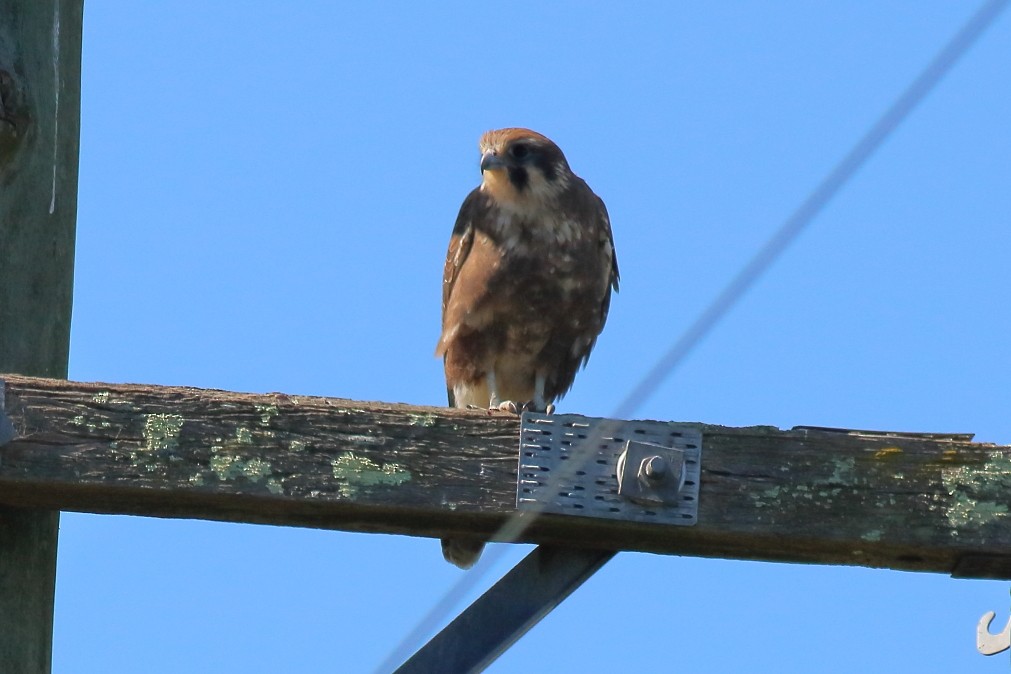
[517,412,701,525]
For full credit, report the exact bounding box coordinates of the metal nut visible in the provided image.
[639,455,667,483]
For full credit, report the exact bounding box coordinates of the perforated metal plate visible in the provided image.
[517,412,701,525]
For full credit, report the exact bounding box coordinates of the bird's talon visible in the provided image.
[493,400,520,415]
[517,400,553,414]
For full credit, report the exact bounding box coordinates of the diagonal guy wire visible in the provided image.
[378,1,1010,670]
[610,0,1009,421]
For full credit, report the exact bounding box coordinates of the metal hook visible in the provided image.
[976,610,1011,655]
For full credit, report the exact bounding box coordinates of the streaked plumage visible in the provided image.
[436,128,619,568]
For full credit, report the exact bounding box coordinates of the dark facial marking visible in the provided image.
[505,140,560,189]
[532,151,557,183]
[508,166,529,191]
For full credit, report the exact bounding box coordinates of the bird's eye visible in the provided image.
[509,144,530,160]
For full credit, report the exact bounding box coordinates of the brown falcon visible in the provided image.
[436,128,619,568]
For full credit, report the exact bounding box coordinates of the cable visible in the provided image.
[611,0,1009,421]
[377,1,1010,670]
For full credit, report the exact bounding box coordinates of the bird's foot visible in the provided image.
[491,400,521,415]
[489,400,555,415]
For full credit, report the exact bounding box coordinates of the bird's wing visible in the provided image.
[438,189,505,350]
[441,198,478,320]
[596,195,620,326]
[572,190,619,368]
[437,190,501,406]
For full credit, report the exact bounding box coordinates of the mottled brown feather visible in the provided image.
[438,128,617,568]
[437,129,618,409]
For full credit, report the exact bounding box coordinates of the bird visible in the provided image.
[435,128,619,568]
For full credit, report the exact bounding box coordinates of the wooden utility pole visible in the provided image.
[2,375,1009,580]
[0,2,83,672]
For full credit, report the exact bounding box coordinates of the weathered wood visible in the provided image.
[0,1,81,373]
[0,2,83,672]
[1,375,1010,579]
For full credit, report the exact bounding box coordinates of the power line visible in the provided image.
[378,1,1010,670]
[612,0,1009,420]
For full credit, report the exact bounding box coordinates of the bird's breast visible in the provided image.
[491,205,584,247]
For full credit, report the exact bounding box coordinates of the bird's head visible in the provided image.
[477,128,572,207]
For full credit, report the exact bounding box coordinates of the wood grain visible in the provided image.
[2,375,1009,578]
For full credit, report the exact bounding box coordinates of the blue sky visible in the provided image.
[61,2,1011,672]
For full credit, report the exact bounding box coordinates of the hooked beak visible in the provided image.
[480,152,506,173]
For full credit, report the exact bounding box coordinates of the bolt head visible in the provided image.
[642,455,667,480]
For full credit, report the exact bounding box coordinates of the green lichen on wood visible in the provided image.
[209,452,264,480]
[143,414,184,453]
[68,410,111,433]
[91,391,135,410]
[207,450,283,494]
[70,414,94,432]
[240,457,272,480]
[186,418,289,494]
[828,457,857,486]
[255,404,278,426]
[753,456,858,509]
[941,450,1011,533]
[409,413,437,427]
[331,451,411,499]
[130,413,186,471]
